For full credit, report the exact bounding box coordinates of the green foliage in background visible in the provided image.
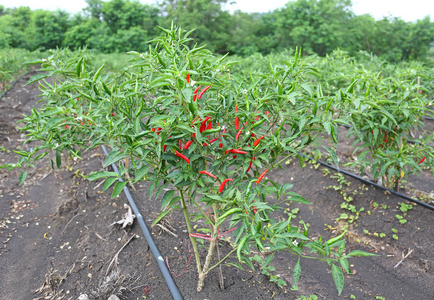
[0,0,433,63]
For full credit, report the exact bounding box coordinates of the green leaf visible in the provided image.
[104,150,128,167]
[292,257,301,289]
[112,181,127,198]
[25,73,49,86]
[134,165,151,183]
[56,151,61,168]
[151,209,172,227]
[103,177,118,192]
[87,171,119,181]
[331,264,344,296]
[340,258,350,273]
[161,190,176,210]
[287,192,311,205]
[19,171,27,186]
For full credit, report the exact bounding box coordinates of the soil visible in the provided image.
[0,72,433,300]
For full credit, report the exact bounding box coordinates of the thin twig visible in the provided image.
[394,248,414,269]
[61,213,81,235]
[156,223,178,238]
[106,235,136,276]
[93,179,105,190]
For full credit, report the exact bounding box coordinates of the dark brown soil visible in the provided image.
[0,73,433,300]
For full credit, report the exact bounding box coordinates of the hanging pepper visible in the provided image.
[253,136,265,147]
[235,129,242,140]
[418,156,426,165]
[246,160,253,173]
[206,120,212,130]
[230,149,248,154]
[219,178,233,193]
[235,104,238,113]
[256,169,269,184]
[235,116,240,130]
[186,74,190,83]
[200,170,217,179]
[163,145,167,152]
[209,137,219,145]
[198,86,211,100]
[174,150,190,164]
[193,86,201,102]
[199,116,211,133]
[184,140,193,150]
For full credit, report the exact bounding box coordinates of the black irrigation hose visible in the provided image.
[101,145,183,300]
[0,71,31,99]
[299,153,434,211]
[424,116,434,121]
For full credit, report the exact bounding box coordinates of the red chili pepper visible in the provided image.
[384,132,388,142]
[235,116,239,130]
[193,86,201,102]
[252,206,257,213]
[198,86,211,100]
[192,133,196,139]
[200,170,217,179]
[266,111,270,117]
[256,169,269,184]
[256,115,260,121]
[418,156,426,165]
[206,120,212,130]
[233,155,237,159]
[151,128,156,132]
[219,143,223,148]
[111,113,115,116]
[209,137,219,145]
[219,178,233,193]
[186,74,190,83]
[246,160,253,173]
[235,129,242,140]
[164,145,167,152]
[235,104,238,113]
[253,136,265,147]
[200,117,211,133]
[224,150,230,155]
[156,127,162,135]
[388,154,391,158]
[184,140,193,150]
[230,149,248,154]
[174,150,190,164]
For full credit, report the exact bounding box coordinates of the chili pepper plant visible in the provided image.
[334,68,434,190]
[1,25,376,294]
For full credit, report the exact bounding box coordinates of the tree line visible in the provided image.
[0,0,433,63]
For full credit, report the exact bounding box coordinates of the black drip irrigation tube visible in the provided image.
[101,145,183,300]
[298,153,434,211]
[0,72,31,99]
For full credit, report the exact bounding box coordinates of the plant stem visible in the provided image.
[197,204,219,291]
[179,189,202,275]
[208,248,237,273]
